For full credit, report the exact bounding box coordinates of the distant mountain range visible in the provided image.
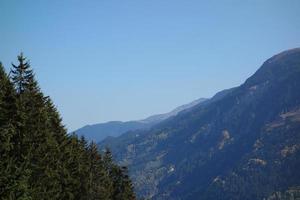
[73,98,207,142]
[99,48,300,200]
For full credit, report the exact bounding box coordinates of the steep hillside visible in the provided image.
[74,98,207,142]
[100,48,300,200]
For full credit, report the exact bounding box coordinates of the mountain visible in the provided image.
[99,48,300,200]
[73,98,207,142]
[140,98,207,124]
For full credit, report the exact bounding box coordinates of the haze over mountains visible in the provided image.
[74,98,207,142]
[98,48,300,200]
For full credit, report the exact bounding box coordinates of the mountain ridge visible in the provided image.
[74,98,207,142]
[99,48,300,200]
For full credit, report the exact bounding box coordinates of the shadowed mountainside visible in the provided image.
[100,48,300,200]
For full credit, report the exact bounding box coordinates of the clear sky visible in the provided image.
[1,0,299,131]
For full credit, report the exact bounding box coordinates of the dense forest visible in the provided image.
[0,54,136,200]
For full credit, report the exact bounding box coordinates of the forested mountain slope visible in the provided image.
[101,48,300,200]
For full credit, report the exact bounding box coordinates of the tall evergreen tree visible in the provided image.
[0,61,32,200]
[0,54,136,200]
[11,53,33,94]
[0,62,17,198]
[87,142,112,200]
[103,148,136,200]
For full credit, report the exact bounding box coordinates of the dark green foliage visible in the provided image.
[0,54,135,199]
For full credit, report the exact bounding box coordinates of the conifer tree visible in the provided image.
[87,142,111,200]
[0,61,32,199]
[11,53,33,94]
[0,62,17,198]
[0,54,136,200]
[103,148,136,200]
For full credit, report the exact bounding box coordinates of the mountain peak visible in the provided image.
[100,48,300,200]
[267,48,300,63]
[245,47,300,87]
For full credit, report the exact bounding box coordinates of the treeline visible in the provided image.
[0,54,136,200]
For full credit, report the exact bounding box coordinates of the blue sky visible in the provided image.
[1,0,299,131]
